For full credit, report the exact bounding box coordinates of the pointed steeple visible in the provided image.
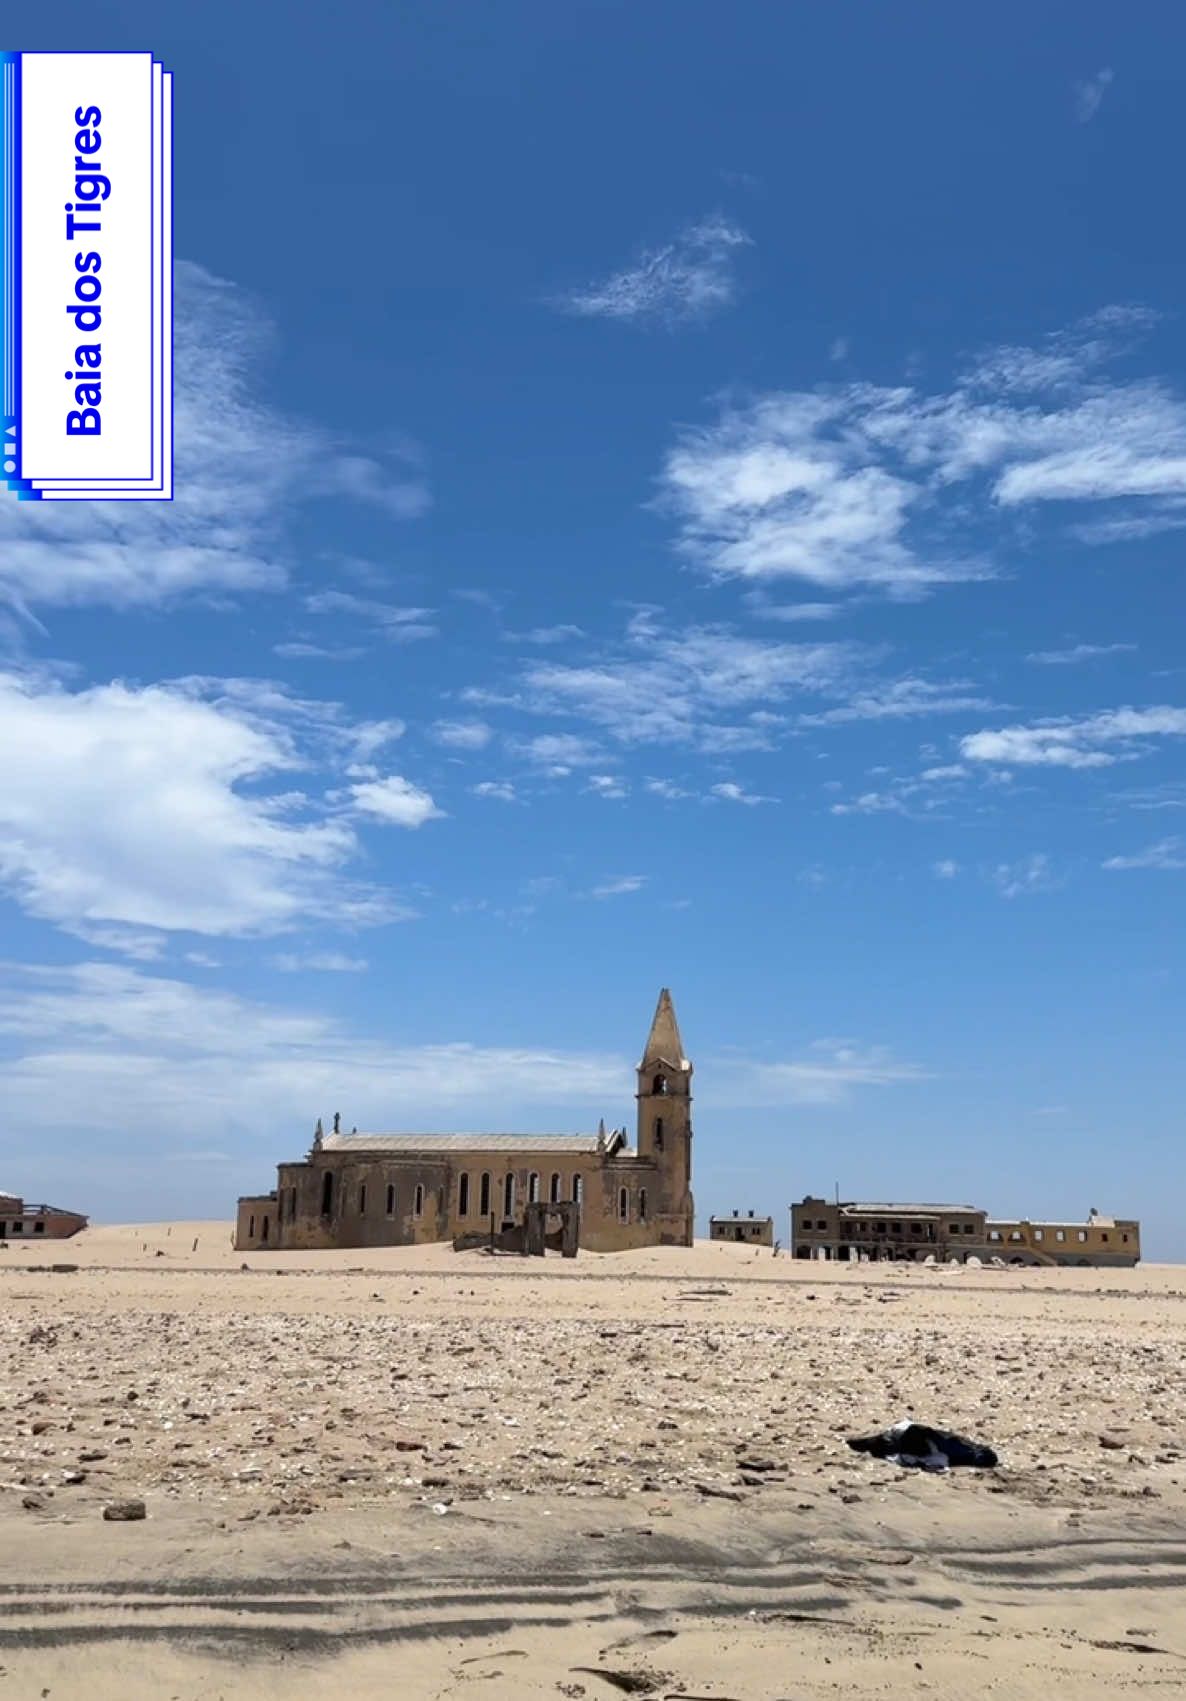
[641,987,687,1068]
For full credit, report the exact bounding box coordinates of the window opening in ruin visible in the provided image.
[573,1175,583,1207]
[261,1216,269,1242]
[528,1172,540,1204]
[414,1184,425,1217]
[34,1220,45,1233]
[618,1187,629,1223]
[503,1173,515,1218]
[1056,1229,1066,1242]
[479,1172,491,1216]
[654,1115,664,1150]
[652,1073,668,1096]
[321,1172,333,1216]
[386,1183,395,1216]
[458,1173,470,1217]
[639,1188,648,1221]
[1077,1230,1088,1242]
[359,1184,367,1216]
[249,1215,255,1237]
[550,1172,561,1204]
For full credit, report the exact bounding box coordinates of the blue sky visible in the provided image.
[1,4,1184,1252]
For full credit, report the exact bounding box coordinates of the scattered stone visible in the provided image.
[102,1499,146,1521]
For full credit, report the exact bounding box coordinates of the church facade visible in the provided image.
[234,989,695,1254]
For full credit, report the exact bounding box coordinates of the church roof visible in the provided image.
[320,1131,625,1156]
[641,987,689,1070]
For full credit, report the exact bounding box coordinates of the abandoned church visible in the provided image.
[234,989,695,1254]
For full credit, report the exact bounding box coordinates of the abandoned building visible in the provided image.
[791,1198,1141,1267]
[710,1210,774,1247]
[0,1191,88,1240]
[235,988,695,1253]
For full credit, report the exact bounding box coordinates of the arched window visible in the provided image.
[320,1171,333,1217]
[573,1175,584,1207]
[639,1188,648,1221]
[503,1173,515,1218]
[652,1073,668,1096]
[358,1184,367,1216]
[528,1172,540,1204]
[654,1116,664,1150]
[618,1188,629,1223]
[479,1172,491,1217]
[414,1183,425,1218]
[261,1215,270,1242]
[458,1173,470,1217]
[549,1172,561,1204]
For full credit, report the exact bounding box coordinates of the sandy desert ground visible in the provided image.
[2,1223,1186,1699]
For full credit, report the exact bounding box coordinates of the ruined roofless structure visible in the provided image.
[234,989,695,1253]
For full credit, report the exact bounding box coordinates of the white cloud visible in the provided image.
[493,613,860,751]
[991,853,1057,898]
[709,781,775,806]
[590,875,647,899]
[272,951,369,973]
[1075,68,1114,123]
[829,337,850,362]
[0,669,416,946]
[431,719,493,750]
[645,778,692,800]
[932,859,960,878]
[471,780,518,803]
[723,1041,927,1106]
[515,625,586,646]
[586,774,628,800]
[751,601,843,623]
[799,678,994,726]
[556,216,751,326]
[304,590,438,644]
[1103,838,1186,871]
[510,733,606,769]
[0,263,429,611]
[962,706,1186,769]
[658,310,1186,595]
[1027,643,1136,665]
[349,775,444,828]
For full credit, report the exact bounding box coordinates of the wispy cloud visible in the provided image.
[586,774,628,800]
[477,612,860,752]
[1103,838,1186,871]
[932,859,960,879]
[962,706,1186,769]
[590,874,647,899]
[991,853,1057,899]
[1027,643,1136,665]
[272,951,369,973]
[0,263,429,613]
[555,216,751,326]
[709,781,775,806]
[658,309,1186,596]
[471,780,518,803]
[431,719,493,750]
[304,590,438,644]
[800,678,995,726]
[1075,68,1114,124]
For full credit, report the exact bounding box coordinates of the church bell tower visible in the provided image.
[636,988,694,1246]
